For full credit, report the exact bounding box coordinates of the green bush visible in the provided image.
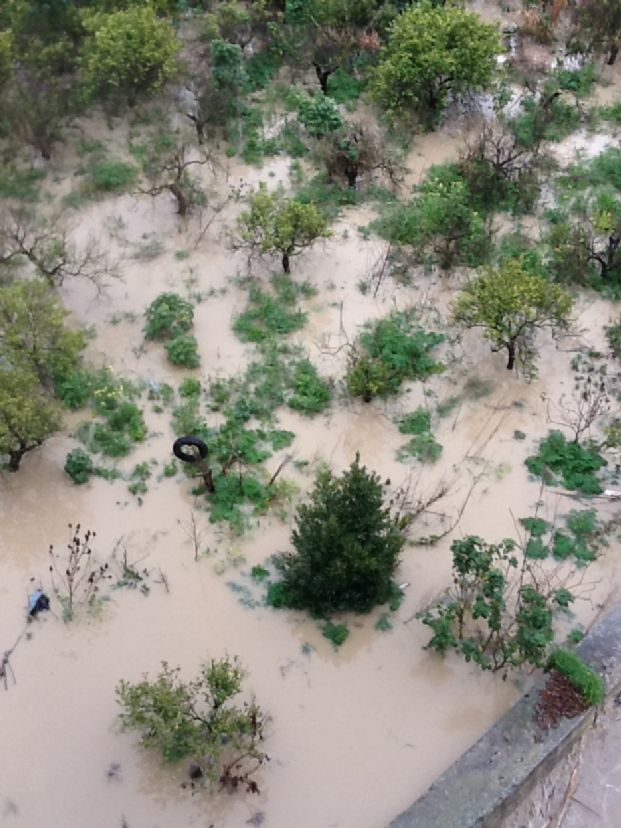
[267,455,406,616]
[606,318,621,360]
[77,399,146,458]
[165,335,200,368]
[525,430,606,494]
[179,377,201,397]
[346,310,444,401]
[87,157,137,193]
[298,93,343,137]
[64,448,95,484]
[510,95,580,149]
[322,621,350,647]
[288,359,331,414]
[116,658,268,790]
[144,293,194,340]
[547,648,604,706]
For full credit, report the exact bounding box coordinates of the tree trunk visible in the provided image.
[506,339,516,371]
[313,62,332,96]
[7,448,24,472]
[345,167,358,190]
[608,44,619,66]
[282,251,291,273]
[196,459,215,493]
[40,142,52,161]
[170,183,189,216]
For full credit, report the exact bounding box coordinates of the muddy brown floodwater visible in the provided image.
[2,104,621,828]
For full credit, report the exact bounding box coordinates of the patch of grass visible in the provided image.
[525,430,606,494]
[546,647,604,706]
[322,621,350,647]
[463,375,494,400]
[250,564,270,581]
[436,395,461,418]
[606,317,621,360]
[553,63,598,98]
[163,460,177,477]
[233,277,309,343]
[599,101,621,124]
[179,377,201,397]
[327,69,365,105]
[128,462,152,498]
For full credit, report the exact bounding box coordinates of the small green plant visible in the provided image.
[520,509,600,565]
[322,621,350,647]
[128,462,152,498]
[64,448,95,485]
[166,335,200,368]
[179,378,201,397]
[163,460,177,477]
[525,430,606,494]
[267,454,405,616]
[396,407,442,463]
[250,565,269,581]
[116,657,268,792]
[144,293,194,340]
[546,648,604,706]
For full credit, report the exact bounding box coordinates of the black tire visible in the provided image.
[173,436,208,464]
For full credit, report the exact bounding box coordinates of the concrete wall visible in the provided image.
[388,603,621,828]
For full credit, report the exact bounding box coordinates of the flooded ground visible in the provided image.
[3,12,621,828]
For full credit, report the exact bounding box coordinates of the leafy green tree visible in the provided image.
[117,657,268,793]
[375,167,491,268]
[267,454,406,616]
[81,5,179,105]
[0,365,60,471]
[237,190,330,273]
[371,2,502,122]
[0,279,85,387]
[452,259,573,373]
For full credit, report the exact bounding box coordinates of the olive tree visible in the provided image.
[236,190,330,273]
[267,454,405,616]
[0,366,61,471]
[0,279,85,387]
[81,5,179,105]
[452,259,573,374]
[371,2,502,123]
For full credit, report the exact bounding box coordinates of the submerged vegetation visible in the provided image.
[1,0,619,821]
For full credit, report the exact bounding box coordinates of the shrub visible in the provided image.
[322,621,349,647]
[547,648,604,706]
[298,93,343,137]
[288,359,331,414]
[86,157,137,193]
[525,430,606,494]
[116,658,268,792]
[64,448,95,485]
[166,335,200,368]
[179,377,201,397]
[267,454,406,616]
[144,293,194,340]
[345,310,444,401]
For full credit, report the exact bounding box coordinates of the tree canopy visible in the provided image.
[80,5,179,104]
[452,259,573,374]
[237,190,331,272]
[371,2,502,121]
[268,454,405,616]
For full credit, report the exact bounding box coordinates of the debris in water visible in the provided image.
[246,813,265,826]
[27,590,50,618]
[106,762,122,781]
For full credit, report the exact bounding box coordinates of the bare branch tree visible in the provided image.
[135,130,213,217]
[547,372,610,444]
[0,209,120,289]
